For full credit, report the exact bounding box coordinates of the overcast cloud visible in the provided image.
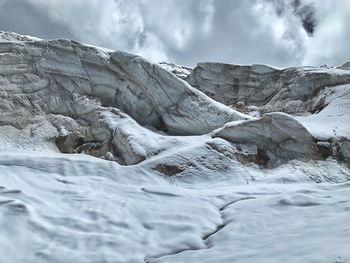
[0,0,349,68]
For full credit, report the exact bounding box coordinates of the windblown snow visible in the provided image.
[0,31,349,263]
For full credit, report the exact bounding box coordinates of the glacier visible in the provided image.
[0,31,350,263]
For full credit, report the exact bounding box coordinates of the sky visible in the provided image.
[0,0,349,68]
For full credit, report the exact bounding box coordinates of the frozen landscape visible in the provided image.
[0,31,350,263]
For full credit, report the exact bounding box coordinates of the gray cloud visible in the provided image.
[267,0,317,36]
[0,0,349,68]
[292,0,317,36]
[0,0,75,39]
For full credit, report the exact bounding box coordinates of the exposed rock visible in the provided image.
[55,131,85,154]
[316,141,332,159]
[331,137,350,165]
[152,163,185,176]
[235,101,246,112]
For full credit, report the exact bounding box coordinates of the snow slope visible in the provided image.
[297,84,350,139]
[1,151,349,263]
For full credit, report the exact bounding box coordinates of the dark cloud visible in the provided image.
[267,0,317,36]
[296,3,317,36]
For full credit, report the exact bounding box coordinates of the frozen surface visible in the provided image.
[0,31,350,263]
[1,151,350,263]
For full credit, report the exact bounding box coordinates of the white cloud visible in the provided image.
[302,0,350,66]
[0,0,349,67]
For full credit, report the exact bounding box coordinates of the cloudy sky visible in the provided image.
[0,0,349,68]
